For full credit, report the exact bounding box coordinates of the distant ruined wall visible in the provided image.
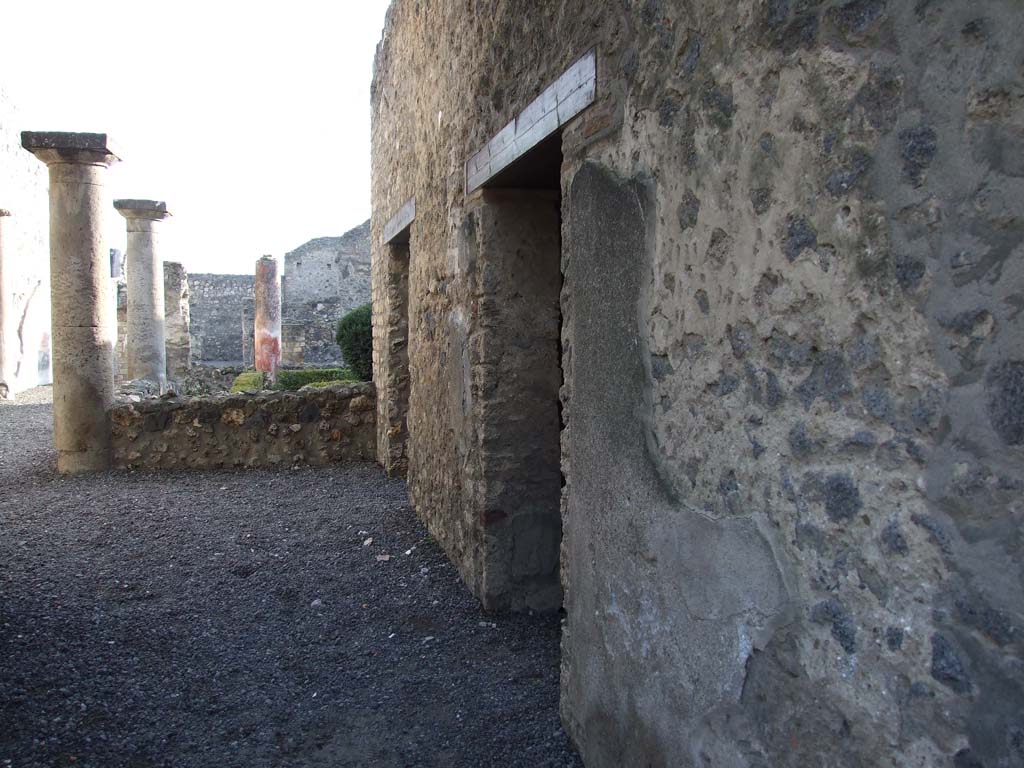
[186,221,370,369]
[281,220,372,366]
[0,87,52,395]
[109,383,375,469]
[372,1,1024,767]
[188,274,253,366]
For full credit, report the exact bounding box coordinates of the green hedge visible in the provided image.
[229,368,356,393]
[274,368,355,390]
[336,303,373,382]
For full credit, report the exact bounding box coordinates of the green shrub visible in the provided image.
[229,370,266,392]
[336,303,373,382]
[275,368,355,390]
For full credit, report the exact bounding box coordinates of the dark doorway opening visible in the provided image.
[475,135,564,611]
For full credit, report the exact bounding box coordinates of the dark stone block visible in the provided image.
[728,323,754,358]
[880,520,909,555]
[680,32,702,76]
[885,626,904,650]
[769,333,813,368]
[765,369,785,409]
[142,410,172,433]
[650,354,674,382]
[862,386,894,421]
[695,289,710,315]
[985,360,1024,445]
[898,126,938,185]
[751,187,773,215]
[700,80,735,130]
[795,350,852,408]
[789,422,814,458]
[823,474,862,521]
[706,228,732,265]
[856,65,903,132]
[299,401,321,423]
[678,191,700,230]
[811,598,857,653]
[953,749,985,768]
[895,252,926,292]
[826,147,873,197]
[955,595,1016,646]
[829,0,886,38]
[795,522,829,554]
[658,96,680,127]
[849,334,881,370]
[930,633,971,693]
[716,373,741,396]
[784,215,818,262]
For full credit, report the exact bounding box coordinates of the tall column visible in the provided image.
[254,255,281,382]
[22,132,120,474]
[0,209,13,400]
[114,199,170,390]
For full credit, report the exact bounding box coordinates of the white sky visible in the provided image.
[0,0,391,275]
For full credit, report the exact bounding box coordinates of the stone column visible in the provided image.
[254,255,281,382]
[22,132,120,474]
[0,209,13,399]
[114,199,170,390]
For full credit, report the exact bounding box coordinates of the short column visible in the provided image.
[114,199,171,390]
[22,132,120,474]
[0,209,13,399]
[254,255,282,382]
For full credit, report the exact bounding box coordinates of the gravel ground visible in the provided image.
[0,388,581,768]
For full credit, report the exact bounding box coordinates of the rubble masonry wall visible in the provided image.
[371,1,1024,766]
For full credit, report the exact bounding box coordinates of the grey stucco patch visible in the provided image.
[562,160,792,767]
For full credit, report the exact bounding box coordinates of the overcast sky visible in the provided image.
[0,0,391,274]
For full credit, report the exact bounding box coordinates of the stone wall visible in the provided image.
[109,382,375,470]
[0,86,52,396]
[188,273,253,366]
[371,1,1024,766]
[281,220,372,365]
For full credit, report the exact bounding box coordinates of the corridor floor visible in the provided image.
[0,389,581,767]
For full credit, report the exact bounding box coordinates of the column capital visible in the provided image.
[114,199,171,221]
[21,131,120,167]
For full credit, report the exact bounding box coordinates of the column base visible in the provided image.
[57,449,111,475]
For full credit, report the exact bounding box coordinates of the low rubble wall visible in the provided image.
[110,383,375,470]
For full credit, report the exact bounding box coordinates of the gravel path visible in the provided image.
[0,388,580,767]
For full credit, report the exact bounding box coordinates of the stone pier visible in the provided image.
[0,209,12,399]
[114,199,170,389]
[253,255,281,382]
[22,132,120,474]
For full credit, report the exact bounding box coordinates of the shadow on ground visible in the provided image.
[0,393,580,767]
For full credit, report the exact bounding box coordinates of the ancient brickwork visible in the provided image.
[372,1,1024,765]
[188,274,253,365]
[0,87,52,395]
[109,383,375,469]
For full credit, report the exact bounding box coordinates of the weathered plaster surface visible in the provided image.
[372,1,1024,765]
